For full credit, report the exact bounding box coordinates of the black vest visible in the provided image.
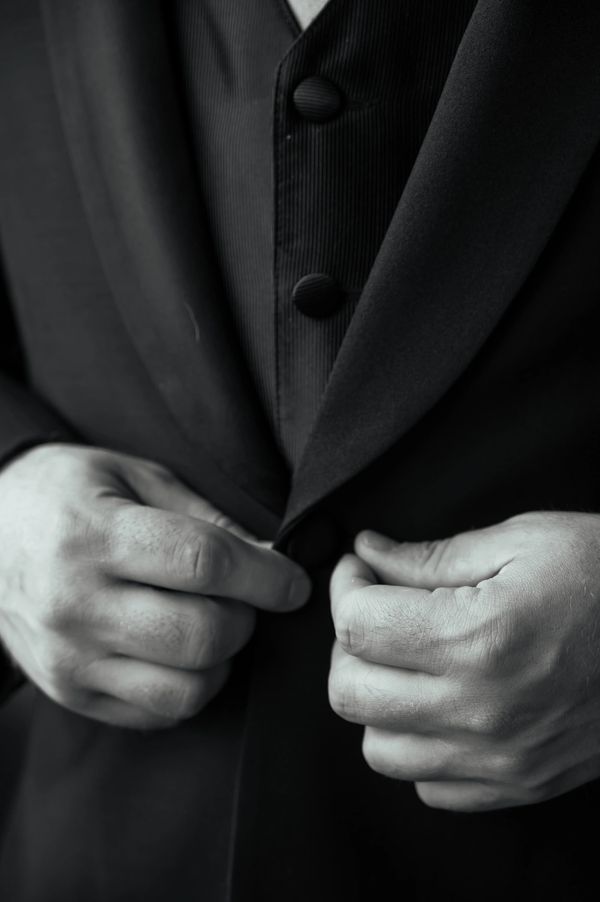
[164,0,478,465]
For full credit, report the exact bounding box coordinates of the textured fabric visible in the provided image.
[166,0,478,466]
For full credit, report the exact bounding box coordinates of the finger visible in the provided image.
[96,584,256,670]
[354,527,514,590]
[118,456,258,542]
[105,502,311,611]
[330,553,379,623]
[331,563,454,672]
[84,656,230,722]
[415,780,515,813]
[73,693,180,731]
[362,727,466,782]
[328,640,454,730]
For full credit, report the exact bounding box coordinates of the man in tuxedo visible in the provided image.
[1,0,600,899]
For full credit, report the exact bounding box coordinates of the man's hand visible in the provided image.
[0,444,310,729]
[328,512,600,812]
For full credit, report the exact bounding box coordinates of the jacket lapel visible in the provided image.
[41,0,289,516]
[281,0,600,533]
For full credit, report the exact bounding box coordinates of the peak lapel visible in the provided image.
[41,0,288,513]
[282,0,600,531]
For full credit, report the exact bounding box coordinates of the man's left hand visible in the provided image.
[328,512,600,812]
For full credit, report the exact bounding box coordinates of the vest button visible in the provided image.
[284,513,344,570]
[292,273,345,318]
[292,76,344,122]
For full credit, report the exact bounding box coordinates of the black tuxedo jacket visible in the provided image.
[1,2,600,900]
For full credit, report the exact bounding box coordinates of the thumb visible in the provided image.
[115,454,261,544]
[354,525,515,590]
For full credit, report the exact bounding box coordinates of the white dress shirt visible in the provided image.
[285,0,331,30]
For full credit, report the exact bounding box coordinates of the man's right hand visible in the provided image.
[0,444,309,729]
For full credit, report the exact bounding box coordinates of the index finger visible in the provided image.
[330,553,456,673]
[105,502,311,612]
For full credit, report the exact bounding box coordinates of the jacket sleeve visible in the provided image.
[0,371,78,470]
[0,256,79,702]
[0,254,78,468]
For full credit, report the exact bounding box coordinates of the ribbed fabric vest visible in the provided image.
[164,0,478,467]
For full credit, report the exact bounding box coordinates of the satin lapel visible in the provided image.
[41,0,288,514]
[281,0,600,532]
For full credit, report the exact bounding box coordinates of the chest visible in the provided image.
[166,0,477,466]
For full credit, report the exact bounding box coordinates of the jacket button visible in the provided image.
[284,512,344,570]
[292,273,345,318]
[292,76,344,122]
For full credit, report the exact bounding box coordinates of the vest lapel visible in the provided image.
[41,0,289,515]
[281,0,600,532]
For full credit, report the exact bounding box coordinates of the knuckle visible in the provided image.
[37,588,75,631]
[416,539,452,576]
[328,667,360,722]
[145,678,205,721]
[171,530,231,590]
[210,510,234,532]
[463,704,503,737]
[173,678,207,720]
[493,748,545,798]
[410,592,452,652]
[48,505,84,562]
[88,509,121,567]
[177,605,253,670]
[181,611,220,669]
[146,461,175,483]
[462,701,516,739]
[334,592,370,657]
[46,505,108,575]
[494,748,529,782]
[518,777,549,804]
[476,618,512,675]
[141,681,173,718]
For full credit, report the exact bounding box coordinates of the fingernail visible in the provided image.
[358,530,395,552]
[287,574,312,609]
